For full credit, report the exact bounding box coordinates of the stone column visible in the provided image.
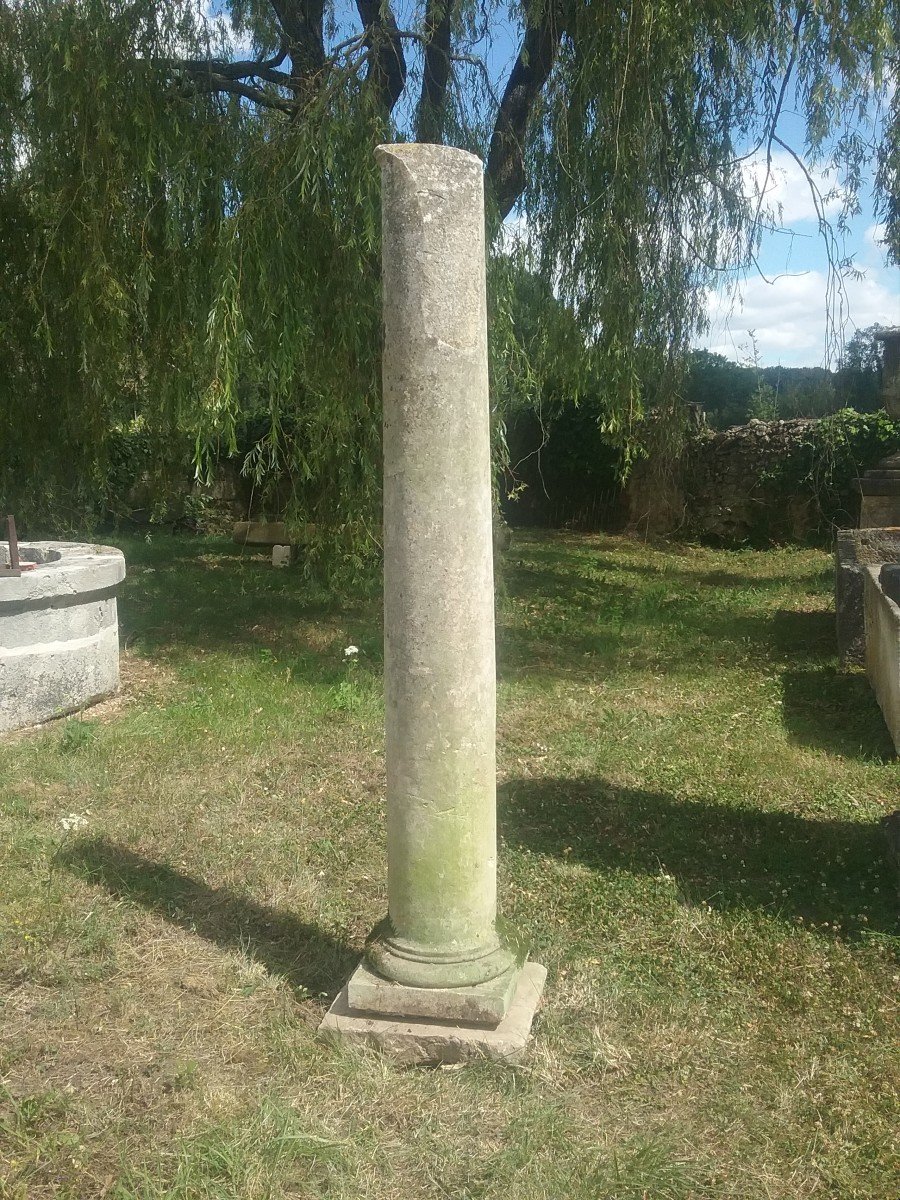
[360,141,514,1010]
[322,144,545,1058]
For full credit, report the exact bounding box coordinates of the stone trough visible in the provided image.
[0,542,126,734]
[864,563,900,754]
[834,527,900,668]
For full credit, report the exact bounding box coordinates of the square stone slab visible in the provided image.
[346,960,519,1025]
[319,961,547,1065]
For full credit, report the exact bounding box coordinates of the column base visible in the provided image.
[347,959,519,1025]
[365,924,516,990]
[319,961,547,1065]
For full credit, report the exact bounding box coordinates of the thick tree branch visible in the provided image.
[269,0,326,82]
[185,74,297,114]
[355,0,407,113]
[173,55,299,90]
[486,0,564,221]
[415,0,457,143]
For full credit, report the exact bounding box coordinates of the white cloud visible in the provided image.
[700,264,900,367]
[195,0,253,59]
[740,148,848,226]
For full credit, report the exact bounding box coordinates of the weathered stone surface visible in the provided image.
[364,142,515,992]
[864,494,900,528]
[858,451,900,528]
[834,528,900,668]
[859,494,900,528]
[346,960,519,1024]
[271,544,294,568]
[625,417,823,541]
[233,521,290,545]
[863,565,900,753]
[320,962,547,1065]
[0,543,125,734]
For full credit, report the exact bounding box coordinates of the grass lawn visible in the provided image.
[1,529,897,1199]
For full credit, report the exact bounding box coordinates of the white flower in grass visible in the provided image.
[344,645,359,658]
[60,812,89,832]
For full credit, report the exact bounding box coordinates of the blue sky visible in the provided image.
[696,101,899,369]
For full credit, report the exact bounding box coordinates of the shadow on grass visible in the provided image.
[61,839,357,997]
[105,534,382,686]
[113,532,840,697]
[498,589,837,681]
[500,778,898,941]
[781,668,896,761]
[769,608,834,662]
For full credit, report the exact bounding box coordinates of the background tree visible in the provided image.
[1,0,897,569]
[835,324,888,413]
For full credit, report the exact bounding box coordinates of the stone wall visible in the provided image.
[626,416,862,543]
[681,418,823,542]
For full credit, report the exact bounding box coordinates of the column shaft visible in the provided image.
[367,143,512,989]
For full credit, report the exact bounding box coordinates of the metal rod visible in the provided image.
[7,514,20,570]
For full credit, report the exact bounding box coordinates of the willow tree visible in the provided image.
[1,0,897,565]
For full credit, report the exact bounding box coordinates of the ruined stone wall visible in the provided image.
[626,416,867,544]
[682,417,825,542]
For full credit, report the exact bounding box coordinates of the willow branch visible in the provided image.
[186,74,297,113]
[172,57,301,89]
[751,4,809,235]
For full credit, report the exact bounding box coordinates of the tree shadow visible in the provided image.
[780,668,896,761]
[769,608,835,663]
[499,778,898,941]
[108,534,382,685]
[497,589,838,682]
[61,839,357,997]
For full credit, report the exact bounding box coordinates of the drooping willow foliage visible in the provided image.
[1,0,897,570]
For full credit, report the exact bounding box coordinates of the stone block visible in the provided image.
[881,564,900,606]
[233,521,290,546]
[346,960,519,1025]
[319,961,547,1066]
[860,495,900,528]
[834,528,900,669]
[233,521,316,547]
[271,544,294,568]
[863,565,900,754]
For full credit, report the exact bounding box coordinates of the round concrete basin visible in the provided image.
[0,542,126,734]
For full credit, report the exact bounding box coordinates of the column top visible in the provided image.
[375,142,484,173]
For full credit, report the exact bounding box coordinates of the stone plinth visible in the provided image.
[858,454,900,528]
[0,543,126,734]
[346,960,519,1025]
[321,962,547,1065]
[863,565,900,753]
[835,528,900,668]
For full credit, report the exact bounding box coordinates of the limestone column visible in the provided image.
[321,144,546,1056]
[358,143,514,1008]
